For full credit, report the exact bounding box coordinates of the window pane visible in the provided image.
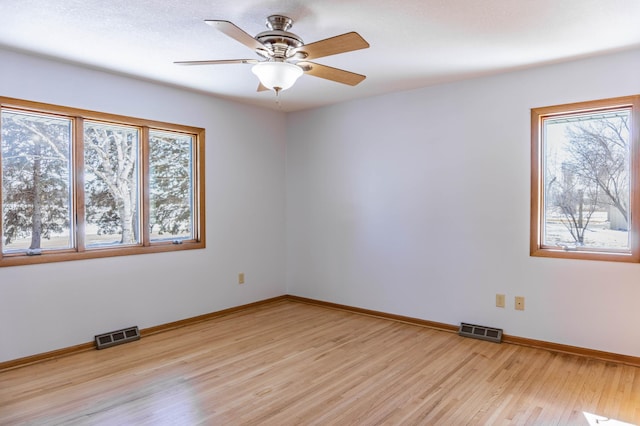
[542,109,631,251]
[149,130,194,241]
[84,121,140,247]
[1,110,73,253]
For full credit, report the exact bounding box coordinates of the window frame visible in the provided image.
[530,95,640,262]
[0,97,205,267]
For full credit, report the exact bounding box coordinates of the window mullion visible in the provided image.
[141,126,150,247]
[75,117,86,252]
[629,97,640,261]
[195,129,206,242]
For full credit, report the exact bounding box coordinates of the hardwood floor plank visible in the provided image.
[1,300,639,425]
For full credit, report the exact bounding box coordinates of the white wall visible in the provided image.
[286,48,640,357]
[0,49,287,362]
[3,46,640,363]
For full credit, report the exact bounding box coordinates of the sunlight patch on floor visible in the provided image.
[583,412,637,426]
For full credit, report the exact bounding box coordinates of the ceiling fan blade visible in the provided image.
[174,59,258,66]
[297,61,366,86]
[257,82,269,92]
[291,32,369,60]
[205,20,271,55]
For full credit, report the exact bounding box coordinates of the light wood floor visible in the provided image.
[1,300,639,425]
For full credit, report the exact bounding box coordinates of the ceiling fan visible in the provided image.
[175,15,370,94]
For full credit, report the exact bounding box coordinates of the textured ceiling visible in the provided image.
[1,0,639,112]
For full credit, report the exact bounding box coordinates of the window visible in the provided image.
[0,97,205,266]
[531,95,640,262]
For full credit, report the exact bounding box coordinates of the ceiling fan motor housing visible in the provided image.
[255,15,305,59]
[265,15,293,31]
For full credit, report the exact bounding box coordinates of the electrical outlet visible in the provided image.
[238,273,245,284]
[515,296,525,311]
[496,294,505,308]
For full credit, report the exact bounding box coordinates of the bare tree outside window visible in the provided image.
[546,161,600,246]
[543,110,630,250]
[565,114,630,227]
[84,122,140,246]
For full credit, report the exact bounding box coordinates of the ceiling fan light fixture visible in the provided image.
[251,61,303,92]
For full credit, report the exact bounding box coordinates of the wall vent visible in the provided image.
[95,326,140,350]
[459,322,503,343]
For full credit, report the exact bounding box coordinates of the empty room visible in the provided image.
[1,1,639,424]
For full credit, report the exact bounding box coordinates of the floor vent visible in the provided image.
[459,322,503,343]
[95,326,140,350]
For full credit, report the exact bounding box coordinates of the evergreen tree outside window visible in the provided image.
[149,130,194,242]
[1,110,73,252]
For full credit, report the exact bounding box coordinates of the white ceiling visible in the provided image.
[1,0,639,112]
